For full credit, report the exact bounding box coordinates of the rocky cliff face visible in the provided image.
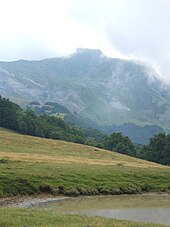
[0,48,170,131]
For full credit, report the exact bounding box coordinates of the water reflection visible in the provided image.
[78,208,170,225]
[34,194,170,225]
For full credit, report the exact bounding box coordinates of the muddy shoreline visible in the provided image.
[0,194,68,208]
[0,192,169,208]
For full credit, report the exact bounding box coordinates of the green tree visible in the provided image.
[164,134,170,164]
[0,96,21,130]
[19,110,37,136]
[104,133,136,156]
[141,133,170,165]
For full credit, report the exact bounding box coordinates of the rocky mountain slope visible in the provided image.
[0,48,170,131]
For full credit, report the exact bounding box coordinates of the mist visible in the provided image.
[0,0,170,83]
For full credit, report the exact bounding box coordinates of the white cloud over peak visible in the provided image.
[0,0,170,83]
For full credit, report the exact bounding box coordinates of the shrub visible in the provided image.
[0,159,11,164]
[64,188,80,197]
[77,187,89,195]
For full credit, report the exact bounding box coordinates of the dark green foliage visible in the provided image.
[28,100,99,130]
[138,133,170,165]
[18,110,37,135]
[19,113,85,143]
[0,159,11,164]
[0,96,105,145]
[102,123,164,145]
[104,132,136,156]
[0,95,22,131]
[83,128,107,147]
[0,96,84,143]
[28,101,70,115]
[64,188,80,197]
[44,102,70,113]
[29,101,41,106]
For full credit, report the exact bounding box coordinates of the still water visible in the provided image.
[34,194,170,225]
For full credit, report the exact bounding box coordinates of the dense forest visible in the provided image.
[0,95,169,165]
[0,96,105,146]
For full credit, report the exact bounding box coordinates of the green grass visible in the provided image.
[0,128,170,226]
[0,127,170,197]
[0,208,167,227]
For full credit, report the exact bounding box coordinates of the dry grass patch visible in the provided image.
[0,128,167,168]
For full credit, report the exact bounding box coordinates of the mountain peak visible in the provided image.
[75,48,103,56]
[0,50,170,132]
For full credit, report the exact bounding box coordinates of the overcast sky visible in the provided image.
[0,0,170,83]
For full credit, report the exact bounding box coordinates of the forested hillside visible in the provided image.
[0,95,169,165]
[0,96,104,146]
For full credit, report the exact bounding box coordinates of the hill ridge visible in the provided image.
[0,48,170,131]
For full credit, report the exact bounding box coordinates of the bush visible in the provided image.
[110,188,123,195]
[98,188,111,195]
[64,188,80,197]
[77,187,89,195]
[39,185,53,193]
[88,189,99,195]
[0,159,11,164]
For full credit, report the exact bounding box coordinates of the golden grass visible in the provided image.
[0,128,168,169]
[0,151,167,168]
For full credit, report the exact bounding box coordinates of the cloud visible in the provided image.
[0,0,170,83]
[67,0,170,84]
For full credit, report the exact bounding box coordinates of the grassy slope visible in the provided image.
[0,127,169,197]
[0,128,169,226]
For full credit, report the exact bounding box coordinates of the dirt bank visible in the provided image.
[0,194,67,208]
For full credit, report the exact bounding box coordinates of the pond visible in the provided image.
[33,194,170,225]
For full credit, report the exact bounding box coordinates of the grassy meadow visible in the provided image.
[0,127,169,197]
[0,127,170,226]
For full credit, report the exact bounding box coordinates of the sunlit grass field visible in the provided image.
[0,127,169,197]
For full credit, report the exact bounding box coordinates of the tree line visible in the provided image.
[0,96,169,165]
[0,96,104,145]
[137,133,170,165]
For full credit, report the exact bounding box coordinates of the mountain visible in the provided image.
[0,48,170,132]
[27,101,164,144]
[27,101,98,128]
[101,123,164,144]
